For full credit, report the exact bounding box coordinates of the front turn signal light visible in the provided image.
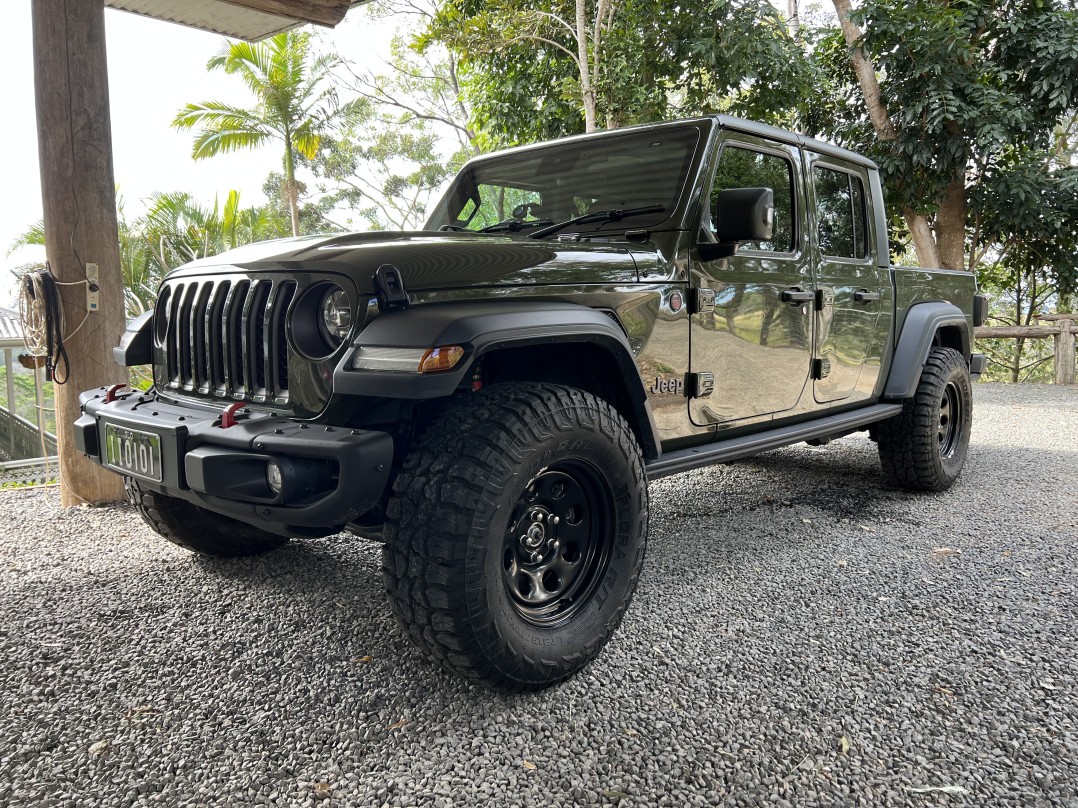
[418,345,465,373]
[352,345,465,373]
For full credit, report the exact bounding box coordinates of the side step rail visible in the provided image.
[646,403,903,480]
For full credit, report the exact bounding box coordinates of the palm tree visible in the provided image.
[143,190,278,269]
[172,31,359,237]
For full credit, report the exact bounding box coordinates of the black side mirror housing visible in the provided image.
[697,187,775,262]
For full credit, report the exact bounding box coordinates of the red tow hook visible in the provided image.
[104,383,127,403]
[219,401,247,429]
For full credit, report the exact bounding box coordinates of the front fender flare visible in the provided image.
[883,301,971,400]
[332,300,659,456]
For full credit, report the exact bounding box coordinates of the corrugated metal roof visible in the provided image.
[104,0,367,40]
[0,308,23,342]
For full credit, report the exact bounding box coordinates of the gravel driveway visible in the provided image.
[1,383,1075,807]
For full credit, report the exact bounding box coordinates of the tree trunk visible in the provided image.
[1012,272,1023,382]
[32,0,125,505]
[900,208,940,268]
[575,0,596,132]
[831,0,941,268]
[787,0,800,36]
[935,173,967,271]
[283,143,301,237]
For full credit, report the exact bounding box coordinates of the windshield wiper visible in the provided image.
[478,218,555,233]
[529,204,666,239]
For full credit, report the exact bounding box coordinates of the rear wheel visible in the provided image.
[877,346,973,491]
[381,383,648,691]
[126,479,289,557]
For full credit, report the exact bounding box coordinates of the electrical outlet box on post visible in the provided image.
[86,263,100,312]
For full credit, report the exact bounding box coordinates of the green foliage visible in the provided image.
[971,152,1078,300]
[143,190,284,268]
[803,1,1078,243]
[0,366,55,435]
[261,172,342,233]
[425,0,813,145]
[307,121,465,230]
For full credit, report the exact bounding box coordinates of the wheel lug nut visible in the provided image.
[548,514,560,525]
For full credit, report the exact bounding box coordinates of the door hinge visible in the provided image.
[812,358,832,380]
[691,288,716,314]
[686,371,715,398]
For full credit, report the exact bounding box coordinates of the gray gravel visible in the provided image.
[1,382,1076,808]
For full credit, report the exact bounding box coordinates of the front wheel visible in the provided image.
[877,346,973,491]
[381,383,648,692]
[127,479,290,557]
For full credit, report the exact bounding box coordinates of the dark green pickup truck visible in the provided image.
[78,115,986,690]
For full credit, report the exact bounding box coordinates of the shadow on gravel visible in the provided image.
[190,538,382,594]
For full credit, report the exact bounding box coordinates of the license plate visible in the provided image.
[104,425,163,482]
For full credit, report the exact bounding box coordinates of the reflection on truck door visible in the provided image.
[689,137,813,426]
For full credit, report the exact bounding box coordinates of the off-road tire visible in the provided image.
[877,347,973,491]
[126,479,290,557]
[381,383,648,692]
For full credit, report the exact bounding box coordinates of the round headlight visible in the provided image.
[319,287,352,345]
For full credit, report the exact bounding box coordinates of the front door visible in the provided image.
[806,156,893,403]
[689,136,813,426]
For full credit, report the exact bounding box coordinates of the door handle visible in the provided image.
[854,290,880,303]
[781,288,814,304]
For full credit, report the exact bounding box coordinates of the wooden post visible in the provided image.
[1036,315,1077,386]
[32,0,125,505]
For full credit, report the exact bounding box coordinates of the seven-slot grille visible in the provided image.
[156,277,296,404]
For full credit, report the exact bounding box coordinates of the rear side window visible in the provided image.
[711,146,795,253]
[814,166,869,259]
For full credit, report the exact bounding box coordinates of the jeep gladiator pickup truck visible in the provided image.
[77,115,987,690]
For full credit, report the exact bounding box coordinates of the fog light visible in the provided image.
[266,460,283,495]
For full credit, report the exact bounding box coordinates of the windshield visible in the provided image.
[425,124,703,235]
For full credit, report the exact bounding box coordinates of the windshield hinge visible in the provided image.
[373,264,409,310]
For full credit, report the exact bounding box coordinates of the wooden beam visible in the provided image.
[216,0,354,27]
[974,326,1060,339]
[32,0,126,505]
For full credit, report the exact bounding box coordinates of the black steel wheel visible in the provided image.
[501,464,612,625]
[877,346,973,491]
[937,380,964,460]
[382,383,648,692]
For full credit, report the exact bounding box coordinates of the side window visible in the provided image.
[814,167,869,259]
[711,146,795,252]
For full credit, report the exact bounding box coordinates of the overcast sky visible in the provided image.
[0,3,392,305]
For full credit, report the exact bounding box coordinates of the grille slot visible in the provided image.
[160,277,292,404]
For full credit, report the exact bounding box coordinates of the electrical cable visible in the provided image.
[19,265,79,385]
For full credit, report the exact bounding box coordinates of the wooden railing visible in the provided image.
[975,314,1076,385]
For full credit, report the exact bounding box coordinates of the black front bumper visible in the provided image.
[76,389,394,537]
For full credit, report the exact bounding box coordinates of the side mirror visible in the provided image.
[698,187,774,262]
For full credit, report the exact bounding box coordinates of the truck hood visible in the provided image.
[165,230,641,292]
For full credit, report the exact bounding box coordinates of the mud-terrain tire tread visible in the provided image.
[877,346,972,492]
[381,383,647,692]
[127,479,289,557]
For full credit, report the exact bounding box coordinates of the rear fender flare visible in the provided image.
[883,302,971,400]
[332,300,660,457]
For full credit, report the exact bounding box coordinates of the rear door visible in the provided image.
[806,155,893,404]
[689,135,813,426]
